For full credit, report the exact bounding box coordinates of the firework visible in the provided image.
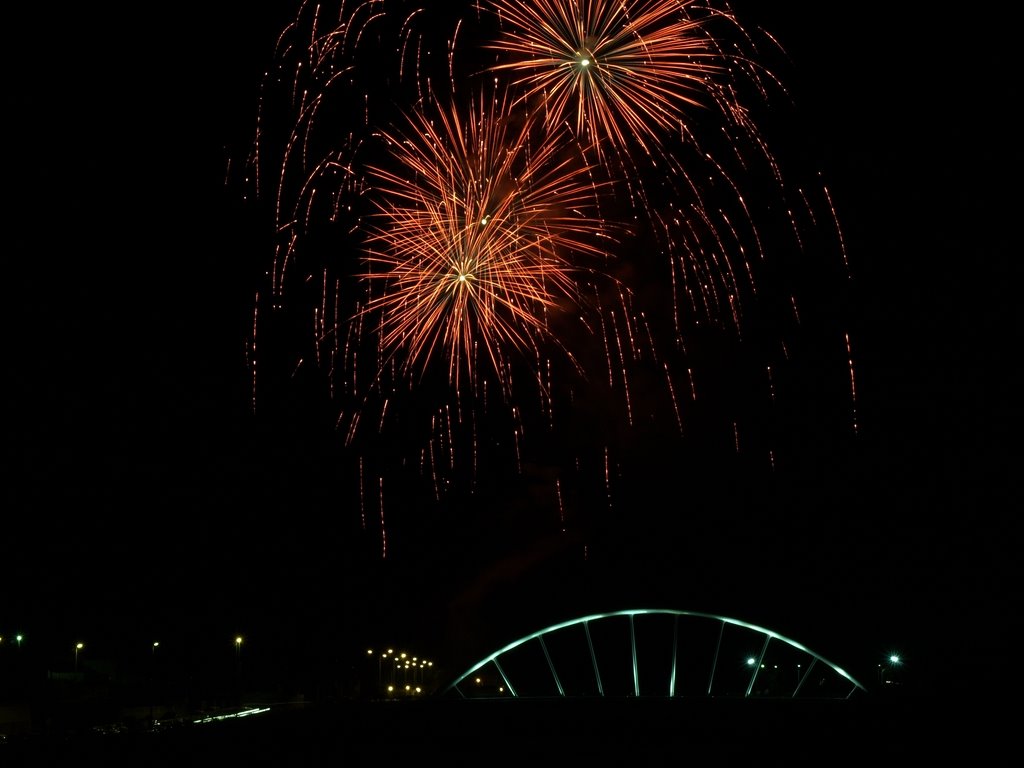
[241,1,858,551]
[360,85,620,390]
[481,0,768,158]
[479,0,807,335]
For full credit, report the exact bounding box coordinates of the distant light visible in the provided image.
[889,654,901,664]
[746,657,755,666]
[193,707,270,724]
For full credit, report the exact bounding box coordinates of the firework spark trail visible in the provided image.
[845,331,858,434]
[608,309,633,426]
[663,361,684,434]
[247,293,260,414]
[359,455,367,530]
[251,1,460,300]
[379,475,387,558]
[823,183,850,275]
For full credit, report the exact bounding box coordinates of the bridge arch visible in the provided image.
[443,609,866,699]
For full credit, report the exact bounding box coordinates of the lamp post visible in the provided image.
[368,651,391,696]
[74,642,84,672]
[233,636,244,704]
[381,650,389,693]
[878,653,901,686]
[150,642,160,728]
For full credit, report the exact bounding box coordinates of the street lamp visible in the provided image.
[74,642,84,672]
[150,642,160,727]
[16,634,23,649]
[368,649,384,693]
[878,653,902,686]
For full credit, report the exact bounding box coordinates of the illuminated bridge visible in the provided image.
[443,609,866,700]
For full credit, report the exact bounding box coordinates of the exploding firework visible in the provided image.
[240,0,858,560]
[482,0,742,157]
[360,84,619,390]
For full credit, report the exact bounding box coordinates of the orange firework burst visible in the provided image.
[360,86,620,389]
[480,0,802,336]
[481,0,761,158]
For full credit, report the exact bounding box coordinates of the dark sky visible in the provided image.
[5,3,1018,697]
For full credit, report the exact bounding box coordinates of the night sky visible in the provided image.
[5,3,1018,699]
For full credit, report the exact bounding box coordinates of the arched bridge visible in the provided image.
[443,609,866,699]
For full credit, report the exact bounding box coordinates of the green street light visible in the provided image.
[74,642,84,672]
[878,652,903,686]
